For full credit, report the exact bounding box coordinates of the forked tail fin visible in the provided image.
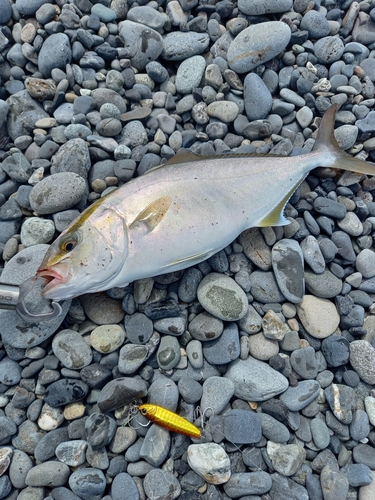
[313,103,375,176]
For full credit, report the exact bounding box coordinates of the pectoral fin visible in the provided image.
[257,178,305,227]
[130,196,172,232]
[168,250,213,267]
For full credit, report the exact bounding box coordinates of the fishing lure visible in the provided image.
[138,404,201,438]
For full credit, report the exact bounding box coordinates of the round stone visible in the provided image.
[197,273,248,321]
[90,325,126,353]
[296,295,340,339]
[20,217,56,246]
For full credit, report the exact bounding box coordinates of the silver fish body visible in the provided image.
[36,105,375,300]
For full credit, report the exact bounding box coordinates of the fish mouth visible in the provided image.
[36,266,71,296]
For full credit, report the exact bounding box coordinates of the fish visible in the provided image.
[137,403,201,438]
[36,104,375,301]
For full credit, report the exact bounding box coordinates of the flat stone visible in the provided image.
[225,356,289,402]
[227,21,291,73]
[223,471,272,496]
[202,322,240,365]
[223,409,262,444]
[272,239,305,303]
[197,273,248,321]
[280,380,321,411]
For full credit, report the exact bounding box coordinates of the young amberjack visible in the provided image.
[35,104,375,301]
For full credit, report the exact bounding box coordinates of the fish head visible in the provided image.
[37,202,128,301]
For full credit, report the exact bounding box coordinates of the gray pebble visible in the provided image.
[175,56,206,94]
[25,462,70,487]
[143,469,181,500]
[258,412,290,443]
[162,32,210,61]
[29,172,85,214]
[225,357,288,401]
[52,329,93,369]
[290,346,319,379]
[157,335,181,370]
[304,268,342,298]
[227,22,291,73]
[280,380,321,411]
[301,10,330,38]
[223,471,272,497]
[314,36,345,64]
[202,322,240,365]
[224,409,262,444]
[244,73,272,120]
[38,33,72,77]
[272,239,305,303]
[69,468,106,500]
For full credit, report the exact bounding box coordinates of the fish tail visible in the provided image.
[313,103,375,176]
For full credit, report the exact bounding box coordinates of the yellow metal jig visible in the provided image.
[138,404,201,438]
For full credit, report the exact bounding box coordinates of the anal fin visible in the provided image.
[257,178,305,227]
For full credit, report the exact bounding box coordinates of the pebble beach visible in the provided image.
[1,0,375,499]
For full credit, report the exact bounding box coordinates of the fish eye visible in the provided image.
[141,408,147,415]
[61,239,77,253]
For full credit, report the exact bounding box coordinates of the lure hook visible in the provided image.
[16,276,63,322]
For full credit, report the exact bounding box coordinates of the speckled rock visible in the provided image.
[197,273,248,321]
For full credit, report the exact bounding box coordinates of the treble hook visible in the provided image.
[0,277,63,322]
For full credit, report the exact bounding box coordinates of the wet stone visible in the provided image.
[268,472,309,500]
[44,379,89,408]
[350,409,370,441]
[341,463,373,487]
[272,239,305,303]
[140,425,171,467]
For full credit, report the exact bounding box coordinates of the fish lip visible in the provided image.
[36,267,71,295]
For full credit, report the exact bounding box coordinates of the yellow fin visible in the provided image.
[130,196,172,232]
[257,178,305,227]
